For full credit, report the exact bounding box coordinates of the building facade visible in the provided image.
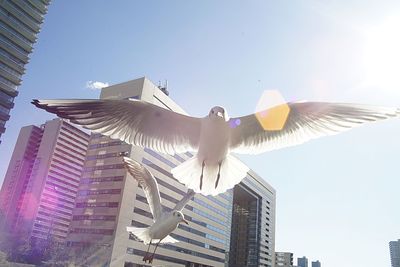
[275,252,293,267]
[390,239,400,267]
[0,0,50,144]
[0,119,89,242]
[311,260,321,267]
[66,77,276,267]
[297,256,308,267]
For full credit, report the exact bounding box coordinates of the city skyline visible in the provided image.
[0,1,399,266]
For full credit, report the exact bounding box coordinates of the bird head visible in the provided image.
[209,106,229,121]
[172,211,189,225]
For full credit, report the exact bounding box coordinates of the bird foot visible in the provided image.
[200,174,203,190]
[142,254,150,262]
[215,173,220,189]
[148,256,154,264]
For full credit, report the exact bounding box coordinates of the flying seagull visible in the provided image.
[122,156,195,263]
[32,99,400,195]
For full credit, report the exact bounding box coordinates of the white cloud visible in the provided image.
[86,80,109,90]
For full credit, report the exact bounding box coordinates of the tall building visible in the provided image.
[0,0,50,144]
[390,239,400,267]
[0,119,89,243]
[297,256,308,267]
[66,77,276,267]
[311,260,321,267]
[275,252,293,267]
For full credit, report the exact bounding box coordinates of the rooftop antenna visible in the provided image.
[159,79,169,96]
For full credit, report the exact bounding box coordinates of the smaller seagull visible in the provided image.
[123,156,195,264]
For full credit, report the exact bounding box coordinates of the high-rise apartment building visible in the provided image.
[66,77,276,267]
[0,119,89,242]
[311,260,321,267]
[0,0,50,143]
[275,252,293,267]
[298,256,308,267]
[390,239,400,267]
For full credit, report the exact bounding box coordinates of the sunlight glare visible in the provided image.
[363,16,400,90]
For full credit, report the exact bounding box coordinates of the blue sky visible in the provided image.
[1,1,400,266]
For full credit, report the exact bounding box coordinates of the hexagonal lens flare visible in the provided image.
[255,90,290,131]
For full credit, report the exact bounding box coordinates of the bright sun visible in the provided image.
[363,16,400,90]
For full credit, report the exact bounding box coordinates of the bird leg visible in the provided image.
[200,160,205,190]
[143,240,152,262]
[215,161,222,189]
[148,239,163,264]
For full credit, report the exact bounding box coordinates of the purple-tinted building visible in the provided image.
[0,118,89,242]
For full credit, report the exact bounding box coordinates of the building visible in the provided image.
[0,0,50,144]
[297,256,308,267]
[275,252,293,267]
[311,260,321,267]
[0,119,89,243]
[66,77,276,267]
[390,239,400,267]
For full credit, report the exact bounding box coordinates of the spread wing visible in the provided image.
[32,99,201,155]
[173,189,195,211]
[230,102,400,154]
[123,157,162,221]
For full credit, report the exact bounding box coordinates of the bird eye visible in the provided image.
[211,110,214,114]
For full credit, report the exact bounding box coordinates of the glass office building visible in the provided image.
[0,0,50,144]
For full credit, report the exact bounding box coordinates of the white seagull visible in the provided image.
[122,156,195,264]
[32,99,400,195]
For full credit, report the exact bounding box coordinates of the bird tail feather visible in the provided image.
[171,154,249,196]
[126,227,152,245]
[126,227,179,244]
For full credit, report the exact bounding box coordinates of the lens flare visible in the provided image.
[255,90,290,131]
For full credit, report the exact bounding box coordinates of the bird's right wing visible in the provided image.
[173,189,195,211]
[229,102,400,154]
[32,99,201,155]
[123,157,162,221]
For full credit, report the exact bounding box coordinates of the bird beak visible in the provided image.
[182,219,189,225]
[217,111,223,118]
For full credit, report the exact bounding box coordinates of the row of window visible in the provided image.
[86,151,124,161]
[83,163,124,172]
[56,141,86,158]
[80,175,124,184]
[88,140,123,149]
[72,215,116,221]
[75,201,119,208]
[70,228,114,235]
[77,188,121,196]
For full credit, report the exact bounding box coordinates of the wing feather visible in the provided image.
[230,102,400,154]
[122,157,162,221]
[32,99,201,155]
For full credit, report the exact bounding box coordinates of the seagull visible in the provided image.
[32,99,400,195]
[122,156,195,263]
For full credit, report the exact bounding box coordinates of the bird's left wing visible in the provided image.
[123,157,163,221]
[32,99,201,155]
[229,102,400,154]
[173,189,195,211]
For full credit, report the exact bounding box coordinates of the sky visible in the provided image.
[1,1,400,266]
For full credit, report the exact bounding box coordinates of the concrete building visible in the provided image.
[390,239,400,267]
[0,0,50,144]
[297,256,308,267]
[66,77,276,267]
[311,260,321,267]
[0,119,89,242]
[275,252,293,267]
